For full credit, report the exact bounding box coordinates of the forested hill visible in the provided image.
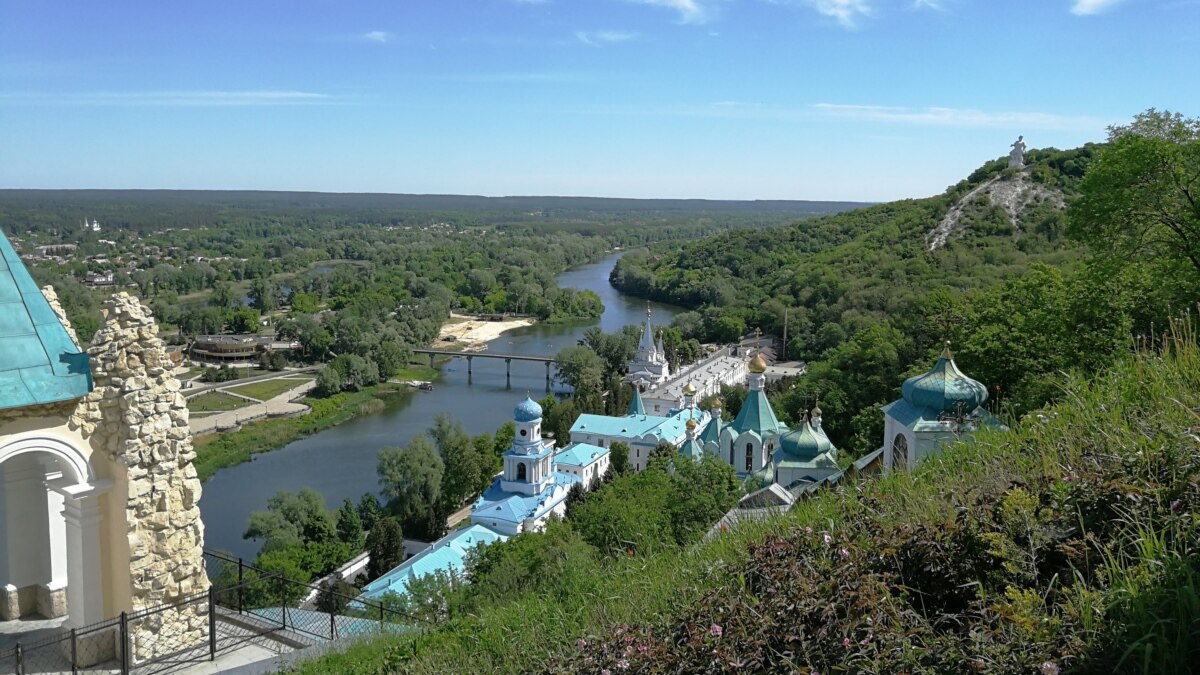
[611,145,1094,345]
[0,189,867,234]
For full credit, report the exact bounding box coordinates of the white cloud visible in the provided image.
[912,0,944,10]
[363,30,392,43]
[804,0,872,27]
[0,90,338,107]
[624,0,715,24]
[575,30,639,45]
[1070,0,1125,14]
[811,103,1105,130]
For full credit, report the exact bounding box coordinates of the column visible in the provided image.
[58,481,112,627]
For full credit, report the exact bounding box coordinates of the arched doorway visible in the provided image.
[0,436,109,626]
[891,433,909,472]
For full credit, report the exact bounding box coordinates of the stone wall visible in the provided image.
[68,292,209,661]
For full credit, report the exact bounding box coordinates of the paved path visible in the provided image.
[182,367,319,397]
[190,380,316,436]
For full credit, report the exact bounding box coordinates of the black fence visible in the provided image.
[0,551,422,674]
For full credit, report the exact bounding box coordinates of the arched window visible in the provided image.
[519,428,528,437]
[517,463,527,481]
[892,434,909,471]
[745,443,754,471]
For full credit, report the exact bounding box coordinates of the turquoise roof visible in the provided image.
[472,471,580,524]
[554,442,608,468]
[679,436,704,462]
[901,345,988,414]
[514,396,543,422]
[881,398,1005,433]
[359,524,508,601]
[730,388,785,437]
[0,232,92,411]
[698,414,722,445]
[779,418,836,461]
[627,388,646,416]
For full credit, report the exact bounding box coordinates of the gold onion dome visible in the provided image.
[748,353,768,373]
[686,418,698,430]
[711,399,723,408]
[682,382,697,396]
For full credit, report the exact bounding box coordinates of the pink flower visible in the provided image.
[805,526,813,534]
[709,623,723,638]
[842,637,851,648]
[1040,662,1060,675]
[823,533,833,546]
[617,658,630,671]
[1063,474,1073,482]
[1171,499,1182,512]
[624,635,634,644]
[838,548,850,559]
[602,670,611,675]
[637,644,648,653]
[576,638,588,650]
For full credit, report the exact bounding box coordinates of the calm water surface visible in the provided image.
[199,252,679,559]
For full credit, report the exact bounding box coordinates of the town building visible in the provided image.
[640,351,747,415]
[570,387,708,472]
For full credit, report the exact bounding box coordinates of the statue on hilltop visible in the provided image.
[1009,135,1027,169]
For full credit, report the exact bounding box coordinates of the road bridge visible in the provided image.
[412,348,557,388]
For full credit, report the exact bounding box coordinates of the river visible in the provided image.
[198,252,680,560]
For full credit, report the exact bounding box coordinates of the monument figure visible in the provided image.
[1008,135,1027,169]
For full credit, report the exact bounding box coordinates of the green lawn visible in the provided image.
[226,378,308,401]
[187,391,253,413]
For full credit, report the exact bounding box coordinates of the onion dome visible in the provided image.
[711,399,722,408]
[685,418,698,431]
[682,382,697,397]
[811,404,822,418]
[748,353,768,373]
[901,343,988,414]
[780,417,835,460]
[513,396,543,422]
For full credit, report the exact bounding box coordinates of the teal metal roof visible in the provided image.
[698,414,722,445]
[679,436,704,462]
[554,442,608,468]
[730,388,786,437]
[901,344,988,414]
[0,232,92,411]
[779,419,836,461]
[627,388,646,416]
[359,524,508,601]
[472,471,580,524]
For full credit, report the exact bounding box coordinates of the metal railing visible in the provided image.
[0,551,422,674]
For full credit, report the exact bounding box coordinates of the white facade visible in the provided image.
[642,354,747,415]
[626,307,671,388]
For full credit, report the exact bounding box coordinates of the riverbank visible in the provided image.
[192,382,412,482]
[434,313,536,351]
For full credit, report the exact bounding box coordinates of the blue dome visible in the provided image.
[514,396,543,422]
[902,344,988,414]
[780,419,835,460]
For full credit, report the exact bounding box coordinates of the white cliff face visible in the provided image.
[925,171,1066,252]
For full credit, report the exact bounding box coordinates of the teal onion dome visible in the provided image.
[780,418,834,460]
[902,343,988,413]
[514,396,543,422]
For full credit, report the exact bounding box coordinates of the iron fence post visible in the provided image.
[14,642,21,675]
[330,603,336,640]
[237,557,244,614]
[378,602,384,628]
[278,574,287,631]
[119,611,130,675]
[71,627,78,675]
[209,587,218,661]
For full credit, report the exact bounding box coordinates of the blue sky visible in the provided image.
[1,0,1196,201]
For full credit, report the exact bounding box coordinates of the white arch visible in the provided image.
[0,435,92,484]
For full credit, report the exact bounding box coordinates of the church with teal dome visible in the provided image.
[881,343,1004,472]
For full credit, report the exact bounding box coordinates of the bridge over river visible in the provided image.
[412,348,556,387]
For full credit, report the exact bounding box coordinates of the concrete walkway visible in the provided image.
[190,380,316,436]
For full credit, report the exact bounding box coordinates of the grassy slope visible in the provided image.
[287,329,1200,674]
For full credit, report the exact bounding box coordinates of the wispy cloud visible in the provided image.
[624,0,716,24]
[803,0,872,27]
[1070,0,1125,14]
[575,30,639,45]
[363,30,392,43]
[912,0,944,10]
[812,103,1105,130]
[0,90,341,107]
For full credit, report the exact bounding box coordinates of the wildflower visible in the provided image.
[1040,662,1060,675]
[637,644,648,653]
[709,623,723,638]
[805,526,813,534]
[1171,499,1182,512]
[627,549,635,557]
[617,658,630,671]
[576,638,588,650]
[624,635,634,644]
[602,670,611,675]
[823,533,832,546]
[842,637,851,648]
[838,548,850,559]
[1063,474,1073,482]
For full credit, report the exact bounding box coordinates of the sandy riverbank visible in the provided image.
[435,313,536,350]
